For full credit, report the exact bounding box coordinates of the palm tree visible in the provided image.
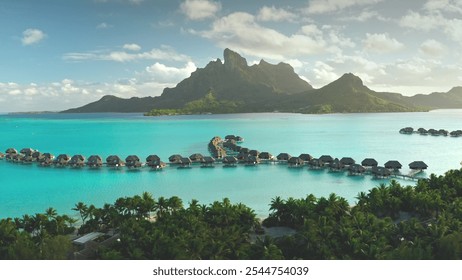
[72,202,89,224]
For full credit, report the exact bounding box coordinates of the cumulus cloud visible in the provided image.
[257,6,297,22]
[145,62,197,83]
[362,33,404,53]
[424,0,462,14]
[21,28,46,45]
[419,39,445,57]
[96,22,112,29]
[123,43,141,51]
[313,61,339,85]
[306,0,383,14]
[180,0,221,20]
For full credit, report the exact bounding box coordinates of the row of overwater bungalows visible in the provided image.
[400,127,462,137]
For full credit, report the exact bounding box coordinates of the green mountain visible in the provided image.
[62,95,155,113]
[408,87,462,108]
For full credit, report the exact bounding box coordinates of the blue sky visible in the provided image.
[1,0,462,111]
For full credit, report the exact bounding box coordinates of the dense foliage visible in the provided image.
[2,169,462,259]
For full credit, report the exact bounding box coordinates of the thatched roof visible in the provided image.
[146,155,161,163]
[384,160,402,169]
[55,154,71,165]
[276,153,291,161]
[319,155,334,163]
[361,158,378,167]
[240,148,250,154]
[189,153,204,162]
[399,127,414,134]
[236,152,249,160]
[417,128,428,134]
[258,152,273,160]
[245,155,260,165]
[88,155,102,162]
[179,157,192,165]
[69,155,85,164]
[329,158,344,170]
[308,158,324,167]
[371,166,391,177]
[32,151,42,159]
[409,161,428,170]
[288,156,304,166]
[39,153,55,161]
[223,156,238,164]
[201,156,215,164]
[249,150,260,156]
[20,148,35,156]
[5,148,17,154]
[106,155,125,166]
[169,154,182,163]
[299,153,313,161]
[349,164,366,173]
[225,135,236,140]
[340,157,355,166]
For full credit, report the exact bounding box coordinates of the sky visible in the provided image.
[1,0,462,112]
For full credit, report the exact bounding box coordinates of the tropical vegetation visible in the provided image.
[2,168,462,259]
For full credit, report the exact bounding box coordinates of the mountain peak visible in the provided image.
[223,48,248,69]
[338,73,363,85]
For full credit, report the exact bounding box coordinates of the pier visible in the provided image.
[1,135,429,181]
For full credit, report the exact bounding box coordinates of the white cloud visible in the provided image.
[180,0,221,20]
[123,43,141,51]
[97,22,112,29]
[313,61,339,85]
[63,46,191,62]
[419,39,445,57]
[198,12,327,60]
[145,62,197,83]
[257,6,297,22]
[21,28,46,45]
[362,33,404,53]
[306,0,383,14]
[400,11,442,31]
[424,0,462,14]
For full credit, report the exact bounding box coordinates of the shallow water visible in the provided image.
[1,110,461,219]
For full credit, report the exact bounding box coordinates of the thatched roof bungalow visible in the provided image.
[249,150,260,157]
[399,127,414,134]
[69,155,86,168]
[189,153,204,163]
[348,164,366,175]
[450,130,462,137]
[20,148,35,163]
[308,158,324,169]
[39,157,54,167]
[276,153,291,161]
[340,157,355,166]
[222,156,238,167]
[288,156,304,167]
[5,148,17,161]
[200,156,215,167]
[329,158,344,171]
[38,153,55,163]
[106,155,125,168]
[54,154,71,167]
[125,155,142,168]
[417,128,428,135]
[299,153,313,162]
[179,157,192,168]
[236,152,249,161]
[438,129,448,136]
[87,155,103,168]
[168,154,182,164]
[384,160,402,170]
[371,166,391,178]
[361,158,378,167]
[244,155,260,166]
[428,129,439,136]
[146,155,166,170]
[409,161,428,170]
[319,155,334,164]
[258,152,273,160]
[31,151,42,162]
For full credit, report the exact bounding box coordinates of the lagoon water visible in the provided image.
[1,110,462,219]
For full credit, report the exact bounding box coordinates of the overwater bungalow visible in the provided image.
[38,153,54,167]
[371,166,391,178]
[340,157,355,166]
[329,158,344,172]
[249,150,260,157]
[244,155,260,166]
[87,155,103,168]
[10,153,23,163]
[179,157,192,168]
[348,164,366,175]
[384,160,402,171]
[125,155,142,169]
[288,156,304,167]
[299,153,313,162]
[361,158,378,168]
[5,148,17,161]
[69,155,86,168]
[258,152,274,161]
[450,130,462,137]
[20,148,35,163]
[417,128,428,135]
[308,158,324,169]
[200,156,215,168]
[145,155,166,170]
[54,154,71,167]
[319,155,334,164]
[222,156,238,167]
[106,155,125,168]
[189,153,204,163]
[438,129,448,136]
[31,151,42,162]
[276,153,292,162]
[399,127,414,134]
[168,154,182,164]
[236,152,249,162]
[225,135,243,142]
[240,148,250,154]
[428,128,439,136]
[409,161,428,171]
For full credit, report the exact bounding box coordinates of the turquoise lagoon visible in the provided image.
[1,110,462,219]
